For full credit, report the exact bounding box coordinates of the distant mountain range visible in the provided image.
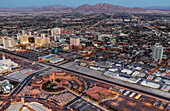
[141,6,170,10]
[33,6,58,12]
[49,5,74,9]
[73,4,147,13]
[0,3,169,14]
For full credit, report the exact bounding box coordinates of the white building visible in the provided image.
[161,85,170,92]
[38,54,58,61]
[108,68,118,72]
[0,80,14,94]
[0,37,15,48]
[49,27,61,36]
[152,43,163,62]
[121,69,133,75]
[141,80,160,89]
[0,55,18,74]
[49,58,64,64]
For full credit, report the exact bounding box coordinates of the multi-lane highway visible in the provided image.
[0,50,170,102]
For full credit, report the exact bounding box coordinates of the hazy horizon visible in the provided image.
[0,0,170,8]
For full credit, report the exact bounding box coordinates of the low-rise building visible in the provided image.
[0,80,14,94]
[108,68,118,72]
[141,80,160,89]
[147,75,155,81]
[154,77,162,82]
[121,69,133,75]
[7,99,51,111]
[163,79,170,85]
[161,85,170,92]
[38,54,58,61]
[0,56,18,74]
[49,58,64,64]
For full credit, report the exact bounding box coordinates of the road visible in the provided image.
[47,63,170,101]
[9,67,50,97]
[0,67,50,110]
[0,50,170,102]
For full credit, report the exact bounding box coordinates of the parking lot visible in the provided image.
[103,95,164,111]
[70,99,102,111]
[3,69,34,82]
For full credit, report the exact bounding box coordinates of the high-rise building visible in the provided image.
[43,37,50,45]
[35,37,50,46]
[17,33,20,40]
[152,43,163,62]
[35,37,41,46]
[48,28,61,36]
[70,36,80,46]
[0,37,14,48]
[54,35,60,41]
[20,35,29,44]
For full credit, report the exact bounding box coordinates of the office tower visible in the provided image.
[54,35,60,41]
[70,36,80,46]
[0,37,14,48]
[35,37,41,46]
[49,28,61,36]
[35,37,50,46]
[20,35,29,44]
[43,37,50,44]
[152,43,163,62]
[41,34,46,38]
[17,33,20,40]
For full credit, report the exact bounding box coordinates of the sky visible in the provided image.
[0,0,170,8]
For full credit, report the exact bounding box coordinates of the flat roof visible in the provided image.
[7,103,23,111]
[50,58,64,62]
[40,54,58,59]
[29,102,50,111]
[21,107,30,111]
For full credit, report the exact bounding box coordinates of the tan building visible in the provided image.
[43,37,50,44]
[31,71,75,86]
[20,35,29,44]
[49,71,75,83]
[35,37,50,46]
[35,37,42,46]
[70,36,80,46]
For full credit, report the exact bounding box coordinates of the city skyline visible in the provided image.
[0,0,170,8]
